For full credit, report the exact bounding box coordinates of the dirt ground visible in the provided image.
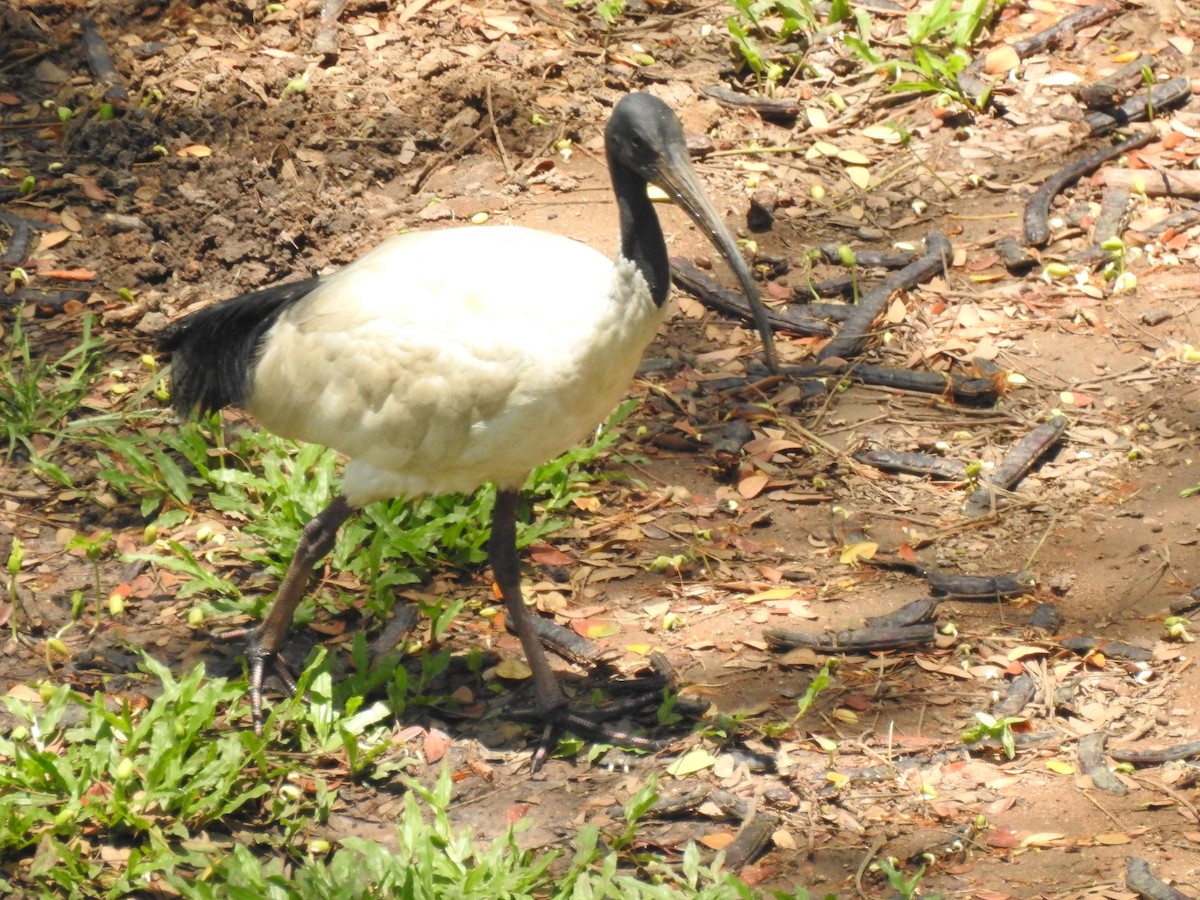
[3,0,1200,897]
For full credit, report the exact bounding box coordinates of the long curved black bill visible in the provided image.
[648,144,779,373]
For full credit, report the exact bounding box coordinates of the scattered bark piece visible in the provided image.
[794,273,855,301]
[1085,77,1193,136]
[851,364,999,404]
[0,210,34,266]
[963,415,1069,517]
[764,622,936,652]
[1078,732,1127,795]
[366,604,419,660]
[1168,584,1200,615]
[1072,80,1129,110]
[1027,603,1063,633]
[818,244,919,269]
[1108,741,1200,766]
[311,0,348,59]
[1138,203,1200,240]
[1024,131,1157,247]
[80,18,129,102]
[853,448,969,481]
[1141,308,1172,327]
[1099,168,1200,199]
[713,419,755,472]
[1126,858,1191,900]
[863,597,942,629]
[746,191,776,232]
[1092,187,1132,246]
[1061,636,1154,662]
[644,785,710,818]
[698,85,800,119]
[996,236,1038,272]
[724,809,777,871]
[958,0,1124,105]
[816,233,953,363]
[926,569,1033,600]
[512,614,616,668]
[992,673,1037,718]
[670,258,834,337]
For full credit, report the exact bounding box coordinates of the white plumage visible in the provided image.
[248,227,661,505]
[161,92,776,766]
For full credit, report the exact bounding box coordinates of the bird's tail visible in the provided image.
[159,278,320,416]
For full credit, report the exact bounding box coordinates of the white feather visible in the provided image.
[247,226,665,507]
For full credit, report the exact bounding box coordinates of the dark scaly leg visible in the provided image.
[490,489,667,770]
[214,495,354,733]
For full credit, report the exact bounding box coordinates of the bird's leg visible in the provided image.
[490,488,569,717]
[223,494,354,733]
[491,489,667,769]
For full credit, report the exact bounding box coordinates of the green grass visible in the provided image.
[726,0,1006,107]
[1,321,845,898]
[0,310,105,481]
[0,655,829,898]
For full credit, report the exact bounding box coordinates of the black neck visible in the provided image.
[609,158,670,307]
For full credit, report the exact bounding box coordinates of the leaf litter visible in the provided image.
[2,0,1200,896]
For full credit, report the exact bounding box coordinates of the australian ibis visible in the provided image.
[161,92,777,761]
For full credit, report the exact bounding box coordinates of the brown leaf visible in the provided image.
[43,268,95,281]
[422,728,450,763]
[76,175,113,202]
[699,831,735,850]
[493,658,531,680]
[571,619,619,639]
[738,473,769,499]
[984,45,1019,75]
[529,544,573,567]
[36,230,72,251]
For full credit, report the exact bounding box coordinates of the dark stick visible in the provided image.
[819,244,919,269]
[671,258,834,337]
[863,597,942,629]
[509,613,615,668]
[0,210,35,267]
[853,449,969,481]
[1061,636,1154,662]
[1108,740,1200,765]
[991,673,1037,718]
[1126,859,1191,900]
[963,415,1069,516]
[1023,130,1157,246]
[699,85,800,119]
[817,233,952,362]
[1085,77,1193,137]
[764,621,936,652]
[80,18,129,102]
[1092,187,1132,246]
[311,0,348,58]
[958,0,1124,105]
[852,363,999,404]
[1077,732,1127,795]
[1139,202,1200,240]
[926,569,1033,600]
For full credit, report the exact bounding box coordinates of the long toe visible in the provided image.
[508,687,671,772]
[204,625,299,735]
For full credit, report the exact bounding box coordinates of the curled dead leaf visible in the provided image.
[984,45,1020,75]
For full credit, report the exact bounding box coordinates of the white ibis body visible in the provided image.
[161,92,777,762]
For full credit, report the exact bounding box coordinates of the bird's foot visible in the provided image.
[507,683,672,772]
[205,626,298,735]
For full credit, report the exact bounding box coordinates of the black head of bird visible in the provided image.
[159,91,777,769]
